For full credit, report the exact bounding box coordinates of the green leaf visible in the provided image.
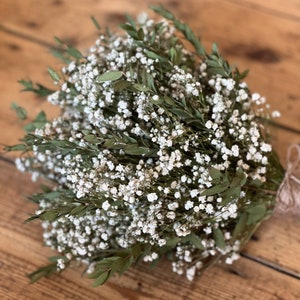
[124,144,151,155]
[209,168,223,181]
[151,5,206,57]
[92,271,110,287]
[144,50,168,63]
[169,108,192,120]
[120,23,138,40]
[201,180,229,196]
[67,46,83,59]
[181,233,204,250]
[132,83,151,92]
[5,144,27,152]
[246,204,267,225]
[113,80,132,91]
[213,228,226,249]
[48,67,61,82]
[169,47,181,65]
[232,213,248,240]
[11,102,27,120]
[40,210,59,222]
[84,134,101,144]
[54,36,64,46]
[221,187,241,205]
[19,80,55,96]
[230,168,247,188]
[137,28,145,41]
[69,205,86,216]
[167,237,181,247]
[91,16,101,30]
[98,71,123,82]
[28,263,58,283]
[24,111,48,132]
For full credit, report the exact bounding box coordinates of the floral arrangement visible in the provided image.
[7,6,285,285]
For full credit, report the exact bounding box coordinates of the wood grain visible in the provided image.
[0,0,299,299]
[1,161,300,300]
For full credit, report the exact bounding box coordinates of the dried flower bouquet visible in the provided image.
[6,6,284,285]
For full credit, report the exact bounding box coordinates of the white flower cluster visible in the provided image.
[15,13,280,282]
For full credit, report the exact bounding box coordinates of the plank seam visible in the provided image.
[0,24,55,49]
[223,0,300,23]
[241,252,300,280]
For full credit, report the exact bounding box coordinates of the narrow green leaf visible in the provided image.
[69,205,86,216]
[137,28,145,40]
[5,144,27,152]
[182,233,204,250]
[144,50,168,62]
[232,213,248,240]
[40,210,58,222]
[84,134,100,144]
[113,80,132,91]
[91,16,101,30]
[92,271,110,287]
[98,71,123,82]
[48,67,61,82]
[11,102,27,120]
[54,36,64,46]
[169,108,192,120]
[209,168,223,180]
[230,168,247,188]
[201,180,229,196]
[132,83,150,92]
[124,144,150,155]
[246,204,267,225]
[213,228,226,249]
[67,46,83,59]
[28,263,58,283]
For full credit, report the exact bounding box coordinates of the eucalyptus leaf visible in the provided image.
[92,271,110,287]
[246,204,267,225]
[5,144,27,152]
[232,213,248,240]
[48,67,61,82]
[113,80,132,91]
[213,228,226,249]
[11,102,27,120]
[124,145,150,155]
[98,71,123,82]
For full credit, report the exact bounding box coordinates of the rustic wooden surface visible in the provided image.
[0,1,300,299]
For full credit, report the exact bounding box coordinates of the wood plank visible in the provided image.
[1,152,300,299]
[244,215,300,278]
[184,0,300,131]
[0,0,300,298]
[228,0,300,19]
[0,31,60,152]
[0,0,299,130]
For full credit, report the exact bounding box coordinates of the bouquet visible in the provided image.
[6,6,287,285]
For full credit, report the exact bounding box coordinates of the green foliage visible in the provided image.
[151,5,206,57]
[98,71,123,82]
[24,111,48,132]
[213,228,226,249]
[11,102,27,120]
[28,256,68,283]
[88,244,146,286]
[51,36,84,63]
[48,67,61,82]
[18,79,55,97]
[91,16,101,31]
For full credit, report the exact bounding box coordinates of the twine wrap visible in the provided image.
[275,144,300,214]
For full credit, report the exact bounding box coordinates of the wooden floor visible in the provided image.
[0,0,300,299]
